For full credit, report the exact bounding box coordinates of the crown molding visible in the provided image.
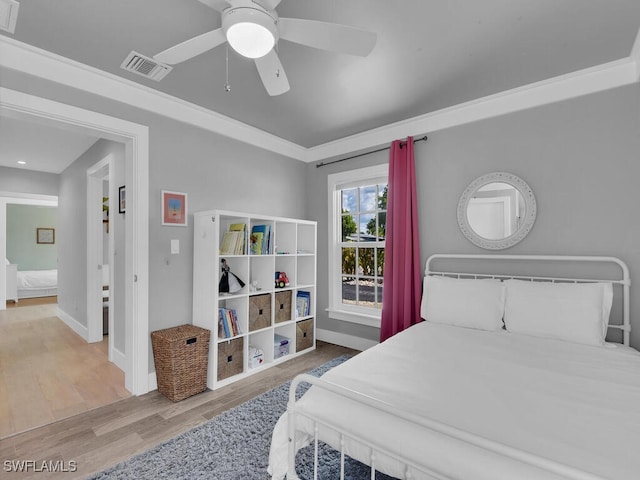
[1,31,638,165]
[304,56,639,163]
[0,36,306,161]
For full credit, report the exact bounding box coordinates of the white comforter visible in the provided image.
[269,322,640,480]
[17,269,57,289]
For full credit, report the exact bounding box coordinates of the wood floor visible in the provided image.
[0,339,358,479]
[0,301,130,439]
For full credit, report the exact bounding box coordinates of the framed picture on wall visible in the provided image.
[161,190,188,226]
[119,185,126,214]
[37,227,55,244]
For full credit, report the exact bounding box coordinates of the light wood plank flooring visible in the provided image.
[0,301,130,439]
[0,341,358,479]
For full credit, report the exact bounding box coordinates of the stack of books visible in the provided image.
[296,291,311,318]
[250,224,272,255]
[218,307,241,338]
[220,223,246,255]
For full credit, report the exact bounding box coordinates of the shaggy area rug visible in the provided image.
[89,355,397,479]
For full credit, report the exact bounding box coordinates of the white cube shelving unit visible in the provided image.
[193,209,317,390]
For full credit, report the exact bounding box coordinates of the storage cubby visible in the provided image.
[274,290,293,324]
[249,293,272,332]
[296,318,314,352]
[193,209,316,390]
[275,255,296,287]
[275,221,297,255]
[250,255,275,294]
[296,255,315,287]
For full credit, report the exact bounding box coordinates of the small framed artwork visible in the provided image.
[162,190,188,226]
[37,227,55,244]
[119,185,126,214]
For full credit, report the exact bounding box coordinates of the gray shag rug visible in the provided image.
[89,355,397,480]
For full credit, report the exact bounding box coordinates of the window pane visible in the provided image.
[377,184,388,211]
[358,278,375,307]
[341,247,356,275]
[359,185,377,213]
[341,188,357,213]
[377,212,386,240]
[375,279,383,309]
[341,276,356,305]
[376,247,385,276]
[358,247,375,276]
[359,214,375,241]
[341,214,357,241]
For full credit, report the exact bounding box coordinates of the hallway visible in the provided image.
[0,300,130,438]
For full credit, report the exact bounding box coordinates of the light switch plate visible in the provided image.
[171,239,179,254]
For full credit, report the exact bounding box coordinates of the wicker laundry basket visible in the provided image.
[151,324,210,402]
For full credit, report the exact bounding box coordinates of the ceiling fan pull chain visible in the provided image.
[224,44,231,93]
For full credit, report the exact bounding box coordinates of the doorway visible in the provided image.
[87,156,117,364]
[0,87,150,395]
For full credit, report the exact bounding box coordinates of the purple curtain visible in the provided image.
[380,137,422,342]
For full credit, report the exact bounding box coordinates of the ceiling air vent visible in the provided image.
[0,0,20,34]
[120,51,172,81]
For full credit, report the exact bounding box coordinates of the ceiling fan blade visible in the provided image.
[153,29,226,65]
[196,0,229,12]
[278,18,376,56]
[254,0,282,10]
[254,49,290,96]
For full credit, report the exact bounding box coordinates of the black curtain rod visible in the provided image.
[315,135,428,168]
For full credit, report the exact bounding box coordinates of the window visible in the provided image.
[328,164,388,327]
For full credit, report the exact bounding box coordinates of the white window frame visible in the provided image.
[327,164,388,327]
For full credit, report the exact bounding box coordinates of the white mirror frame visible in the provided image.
[457,172,537,250]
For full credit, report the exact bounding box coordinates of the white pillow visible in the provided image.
[503,280,613,346]
[420,275,506,331]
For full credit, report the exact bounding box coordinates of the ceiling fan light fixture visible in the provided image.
[223,7,277,59]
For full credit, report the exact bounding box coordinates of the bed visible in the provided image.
[14,267,58,299]
[269,254,640,480]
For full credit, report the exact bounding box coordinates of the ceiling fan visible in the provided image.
[153,0,377,96]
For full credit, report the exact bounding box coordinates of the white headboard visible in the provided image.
[425,254,631,346]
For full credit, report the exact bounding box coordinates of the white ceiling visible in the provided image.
[1,0,640,155]
[0,116,99,174]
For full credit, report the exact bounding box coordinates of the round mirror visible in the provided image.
[457,172,536,250]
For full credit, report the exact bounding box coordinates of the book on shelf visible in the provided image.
[218,307,241,338]
[220,229,245,255]
[296,290,311,318]
[250,232,263,256]
[250,224,272,254]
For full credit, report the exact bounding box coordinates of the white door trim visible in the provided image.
[0,87,151,395]
[86,156,111,344]
[0,193,58,309]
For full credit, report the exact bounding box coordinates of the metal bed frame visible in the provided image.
[283,254,631,480]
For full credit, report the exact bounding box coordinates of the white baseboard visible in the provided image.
[317,328,379,351]
[111,346,127,372]
[148,372,157,391]
[56,307,88,341]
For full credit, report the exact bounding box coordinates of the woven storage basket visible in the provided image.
[218,337,244,381]
[151,324,210,402]
[274,290,292,323]
[296,318,314,352]
[249,293,272,331]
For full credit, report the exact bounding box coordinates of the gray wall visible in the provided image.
[308,84,640,349]
[6,204,57,270]
[0,166,59,196]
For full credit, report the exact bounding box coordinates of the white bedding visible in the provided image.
[16,269,57,290]
[269,322,640,480]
